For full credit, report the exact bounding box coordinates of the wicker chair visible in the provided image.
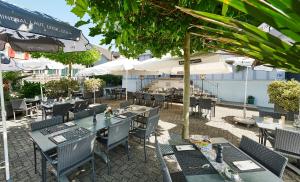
[240,135,287,178]
[127,91,135,104]
[143,93,153,106]
[130,114,160,161]
[120,101,131,108]
[74,109,93,120]
[135,92,144,105]
[135,107,159,128]
[11,99,37,120]
[155,137,186,182]
[91,104,107,114]
[71,100,87,113]
[96,118,131,174]
[198,98,213,120]
[30,116,63,174]
[190,97,198,115]
[155,137,172,182]
[154,94,166,108]
[44,134,96,181]
[274,129,300,175]
[53,103,73,122]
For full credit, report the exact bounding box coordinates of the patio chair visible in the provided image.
[11,99,37,120]
[121,88,126,99]
[105,88,113,99]
[127,91,135,104]
[143,93,153,106]
[130,114,160,161]
[96,118,131,174]
[53,103,73,122]
[30,116,63,174]
[198,98,213,120]
[74,109,93,120]
[120,101,131,108]
[154,94,166,108]
[92,104,107,114]
[189,97,198,115]
[274,129,300,175]
[44,134,96,182]
[135,107,159,128]
[155,137,186,182]
[135,92,144,105]
[71,100,87,113]
[239,136,287,178]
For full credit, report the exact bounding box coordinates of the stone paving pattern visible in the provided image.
[0,99,299,182]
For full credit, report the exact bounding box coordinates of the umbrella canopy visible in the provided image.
[0,0,91,52]
[0,1,92,181]
[16,57,65,70]
[135,53,232,75]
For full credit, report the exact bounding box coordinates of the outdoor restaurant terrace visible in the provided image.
[1,0,300,182]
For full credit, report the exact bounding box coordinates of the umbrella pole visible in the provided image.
[0,70,11,181]
[125,70,128,100]
[243,66,249,119]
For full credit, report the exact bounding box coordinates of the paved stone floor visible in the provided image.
[0,99,299,181]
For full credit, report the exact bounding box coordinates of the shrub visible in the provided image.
[84,78,105,92]
[95,74,122,86]
[268,80,300,112]
[19,81,41,98]
[44,78,79,98]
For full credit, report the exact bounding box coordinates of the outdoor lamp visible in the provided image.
[200,74,206,93]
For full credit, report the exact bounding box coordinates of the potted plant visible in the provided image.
[247,95,255,104]
[268,80,300,120]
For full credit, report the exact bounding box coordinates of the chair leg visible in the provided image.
[107,154,111,175]
[13,111,16,121]
[33,143,37,174]
[143,138,147,162]
[126,141,130,161]
[91,158,95,182]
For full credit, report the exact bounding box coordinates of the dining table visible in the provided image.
[29,104,152,182]
[254,116,300,145]
[40,99,84,119]
[164,137,282,182]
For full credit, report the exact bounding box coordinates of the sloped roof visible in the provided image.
[93,45,119,61]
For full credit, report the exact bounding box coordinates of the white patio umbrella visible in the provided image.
[16,57,65,100]
[135,53,232,75]
[0,1,91,180]
[77,57,160,100]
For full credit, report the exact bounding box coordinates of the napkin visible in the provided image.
[233,160,260,171]
[175,145,195,151]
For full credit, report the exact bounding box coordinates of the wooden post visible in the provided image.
[182,32,190,139]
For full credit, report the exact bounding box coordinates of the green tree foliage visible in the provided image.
[268,80,300,112]
[44,78,80,98]
[66,0,254,139]
[177,0,300,72]
[84,78,105,92]
[19,81,41,98]
[95,75,122,87]
[66,0,254,58]
[31,48,100,77]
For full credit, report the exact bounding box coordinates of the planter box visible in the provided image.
[0,102,13,120]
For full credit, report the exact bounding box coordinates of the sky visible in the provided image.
[6,0,114,50]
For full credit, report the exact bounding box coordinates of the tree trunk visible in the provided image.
[67,63,72,97]
[68,63,72,78]
[182,32,190,139]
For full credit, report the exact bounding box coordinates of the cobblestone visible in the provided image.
[0,99,299,181]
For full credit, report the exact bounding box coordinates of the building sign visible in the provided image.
[179,59,202,65]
